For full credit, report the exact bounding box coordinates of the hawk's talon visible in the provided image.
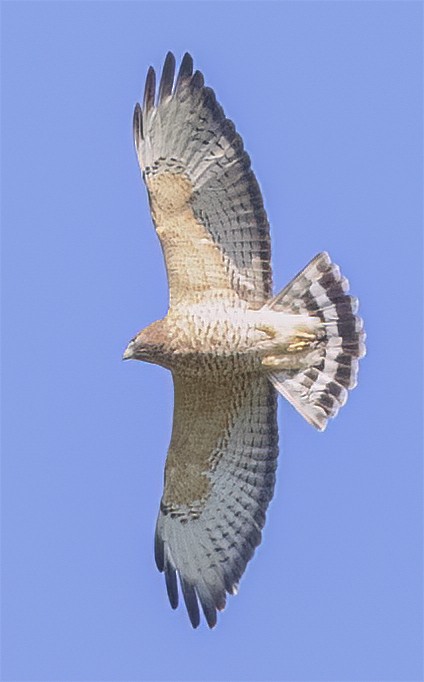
[256,323,277,339]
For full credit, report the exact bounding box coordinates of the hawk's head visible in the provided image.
[123,319,168,365]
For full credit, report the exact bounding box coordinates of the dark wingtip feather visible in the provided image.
[191,69,204,90]
[180,579,200,628]
[133,103,143,146]
[143,66,156,113]
[198,589,218,629]
[176,52,194,89]
[154,530,164,572]
[158,51,176,103]
[201,603,217,629]
[165,564,179,610]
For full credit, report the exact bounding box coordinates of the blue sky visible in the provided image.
[2,2,422,681]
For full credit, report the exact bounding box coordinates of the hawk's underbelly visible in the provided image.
[160,300,321,375]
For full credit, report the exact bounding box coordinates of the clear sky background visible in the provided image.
[2,2,422,681]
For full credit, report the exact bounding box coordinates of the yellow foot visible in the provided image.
[256,324,277,339]
[262,353,308,370]
[262,354,282,368]
[287,331,316,353]
[287,339,310,352]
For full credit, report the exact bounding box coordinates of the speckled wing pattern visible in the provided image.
[155,373,278,628]
[133,51,272,307]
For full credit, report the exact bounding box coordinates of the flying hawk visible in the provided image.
[124,52,366,628]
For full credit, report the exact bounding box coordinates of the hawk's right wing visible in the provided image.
[155,372,278,628]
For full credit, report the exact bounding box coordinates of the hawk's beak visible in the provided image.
[122,344,134,360]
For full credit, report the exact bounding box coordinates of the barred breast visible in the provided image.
[164,300,266,374]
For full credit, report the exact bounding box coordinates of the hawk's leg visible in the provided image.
[256,321,320,370]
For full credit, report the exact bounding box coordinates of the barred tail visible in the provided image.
[268,252,366,431]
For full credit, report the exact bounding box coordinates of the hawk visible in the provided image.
[124,52,366,628]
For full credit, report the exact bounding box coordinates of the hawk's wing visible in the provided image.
[155,372,278,628]
[133,52,273,307]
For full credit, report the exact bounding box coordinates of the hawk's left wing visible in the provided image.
[155,372,278,628]
[133,52,273,307]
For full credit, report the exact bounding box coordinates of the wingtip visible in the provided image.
[191,69,204,90]
[164,564,179,610]
[158,51,176,103]
[175,52,194,92]
[133,102,143,145]
[181,51,194,73]
[142,52,199,117]
[180,578,200,629]
[154,526,164,571]
[143,66,156,112]
[203,605,218,629]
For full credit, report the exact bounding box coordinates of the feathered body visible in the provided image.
[124,52,366,628]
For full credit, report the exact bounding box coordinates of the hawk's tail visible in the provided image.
[267,252,366,431]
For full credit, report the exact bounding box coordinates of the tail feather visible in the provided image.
[268,252,365,431]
